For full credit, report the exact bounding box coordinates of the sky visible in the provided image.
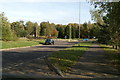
[0,0,94,25]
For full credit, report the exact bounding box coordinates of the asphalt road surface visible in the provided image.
[2,40,79,77]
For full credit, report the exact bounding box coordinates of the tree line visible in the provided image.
[0,12,98,41]
[1,1,119,51]
[1,1,119,50]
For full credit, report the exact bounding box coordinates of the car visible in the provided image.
[45,39,54,45]
[83,38,89,41]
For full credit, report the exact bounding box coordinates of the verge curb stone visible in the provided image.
[0,44,42,51]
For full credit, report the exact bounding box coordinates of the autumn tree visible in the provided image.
[50,23,58,37]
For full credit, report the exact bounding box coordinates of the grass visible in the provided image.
[1,38,45,49]
[101,44,120,72]
[48,41,92,72]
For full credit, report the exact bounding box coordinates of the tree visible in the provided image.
[25,21,34,36]
[65,25,70,39]
[11,21,25,37]
[40,22,58,37]
[19,30,28,37]
[0,12,17,41]
[50,23,58,37]
[56,24,65,38]
[87,21,93,38]
[19,20,24,30]
[70,23,77,39]
[90,1,120,49]
[89,23,100,39]
[33,22,40,37]
[40,22,50,36]
[81,22,89,38]
[74,24,79,38]
[0,14,2,40]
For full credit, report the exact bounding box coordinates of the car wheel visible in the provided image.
[53,42,54,45]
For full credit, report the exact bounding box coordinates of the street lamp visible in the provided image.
[79,0,81,39]
[68,24,72,42]
[69,24,71,39]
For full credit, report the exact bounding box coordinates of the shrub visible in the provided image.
[19,30,28,37]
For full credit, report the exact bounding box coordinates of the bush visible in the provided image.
[11,32,18,41]
[19,30,28,37]
[2,28,18,41]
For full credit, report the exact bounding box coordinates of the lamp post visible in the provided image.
[69,24,71,39]
[79,0,81,39]
[69,24,71,42]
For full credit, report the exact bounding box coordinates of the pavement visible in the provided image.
[2,40,79,78]
[64,44,120,78]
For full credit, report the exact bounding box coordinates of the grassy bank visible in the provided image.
[48,41,92,72]
[101,44,120,72]
[1,38,45,49]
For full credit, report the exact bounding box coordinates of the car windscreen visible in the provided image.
[46,39,52,42]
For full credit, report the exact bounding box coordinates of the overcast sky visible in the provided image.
[0,0,94,24]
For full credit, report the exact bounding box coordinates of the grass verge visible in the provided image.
[1,38,45,49]
[48,41,92,72]
[101,44,120,72]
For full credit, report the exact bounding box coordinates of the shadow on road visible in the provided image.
[34,46,69,48]
[2,51,53,67]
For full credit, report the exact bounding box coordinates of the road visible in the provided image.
[2,40,78,77]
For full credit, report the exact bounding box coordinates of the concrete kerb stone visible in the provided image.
[44,56,64,77]
[0,44,42,51]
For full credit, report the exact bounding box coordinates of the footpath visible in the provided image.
[64,44,120,78]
